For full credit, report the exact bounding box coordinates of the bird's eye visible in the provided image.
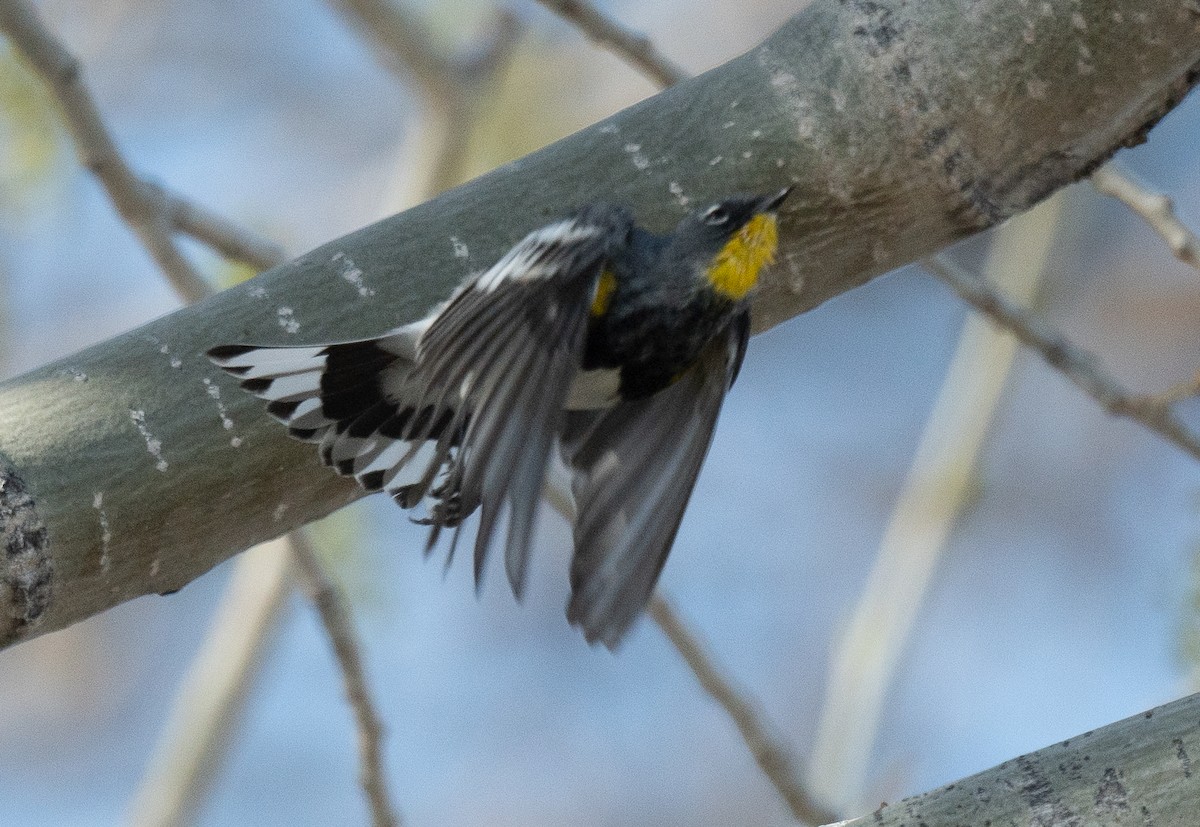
[703,205,730,225]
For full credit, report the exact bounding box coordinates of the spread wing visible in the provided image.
[209,208,631,598]
[560,312,750,649]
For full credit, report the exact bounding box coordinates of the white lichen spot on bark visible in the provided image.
[709,155,723,166]
[92,492,112,573]
[129,409,168,472]
[668,181,689,206]
[623,143,650,170]
[201,378,239,446]
[276,307,300,334]
[149,558,160,577]
[781,251,806,295]
[249,285,267,299]
[598,123,618,134]
[722,120,736,129]
[1071,12,1087,30]
[1026,78,1049,99]
[450,236,469,259]
[331,252,375,298]
[759,48,817,141]
[273,502,289,522]
[155,343,183,369]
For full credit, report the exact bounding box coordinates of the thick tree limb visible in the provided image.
[831,691,1200,827]
[1,0,1198,647]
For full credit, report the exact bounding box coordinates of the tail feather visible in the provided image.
[206,333,458,514]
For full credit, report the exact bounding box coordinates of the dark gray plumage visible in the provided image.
[208,189,788,648]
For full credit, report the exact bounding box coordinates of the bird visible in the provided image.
[208,187,791,648]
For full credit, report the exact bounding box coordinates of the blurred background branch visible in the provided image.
[808,194,1064,812]
[924,256,1200,462]
[329,0,522,207]
[0,0,285,296]
[0,3,399,822]
[534,0,685,87]
[1092,162,1200,274]
[1,0,1199,824]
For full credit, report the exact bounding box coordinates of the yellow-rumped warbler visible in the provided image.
[209,187,790,648]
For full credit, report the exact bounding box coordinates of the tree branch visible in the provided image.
[1,0,1197,651]
[648,595,837,826]
[535,0,686,87]
[126,539,294,826]
[289,533,400,827]
[0,0,286,282]
[923,255,1200,463]
[1092,162,1200,273]
[809,194,1067,812]
[832,691,1200,826]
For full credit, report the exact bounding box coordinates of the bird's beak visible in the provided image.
[759,186,792,212]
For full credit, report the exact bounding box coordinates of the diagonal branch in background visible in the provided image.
[126,540,295,826]
[0,0,286,293]
[329,0,522,204]
[1,0,1198,653]
[535,0,686,87]
[290,533,400,827]
[923,255,1200,462]
[649,596,837,826]
[0,3,398,822]
[1092,162,1200,273]
[133,3,525,823]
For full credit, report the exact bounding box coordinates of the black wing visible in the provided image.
[560,312,750,648]
[209,207,632,598]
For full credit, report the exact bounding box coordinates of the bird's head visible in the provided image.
[673,187,791,301]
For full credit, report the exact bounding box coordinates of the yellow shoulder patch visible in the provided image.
[706,213,779,300]
[590,269,617,317]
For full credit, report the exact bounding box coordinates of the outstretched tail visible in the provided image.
[207,326,460,512]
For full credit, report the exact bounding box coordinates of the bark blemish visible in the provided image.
[0,466,51,643]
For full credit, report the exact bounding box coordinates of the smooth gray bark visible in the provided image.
[1,0,1198,647]
[834,691,1200,827]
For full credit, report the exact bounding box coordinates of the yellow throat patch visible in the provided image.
[705,213,779,300]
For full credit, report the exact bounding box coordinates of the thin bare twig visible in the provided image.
[1092,162,1200,273]
[923,255,1200,462]
[535,0,687,87]
[648,596,838,826]
[290,532,401,827]
[0,0,285,294]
